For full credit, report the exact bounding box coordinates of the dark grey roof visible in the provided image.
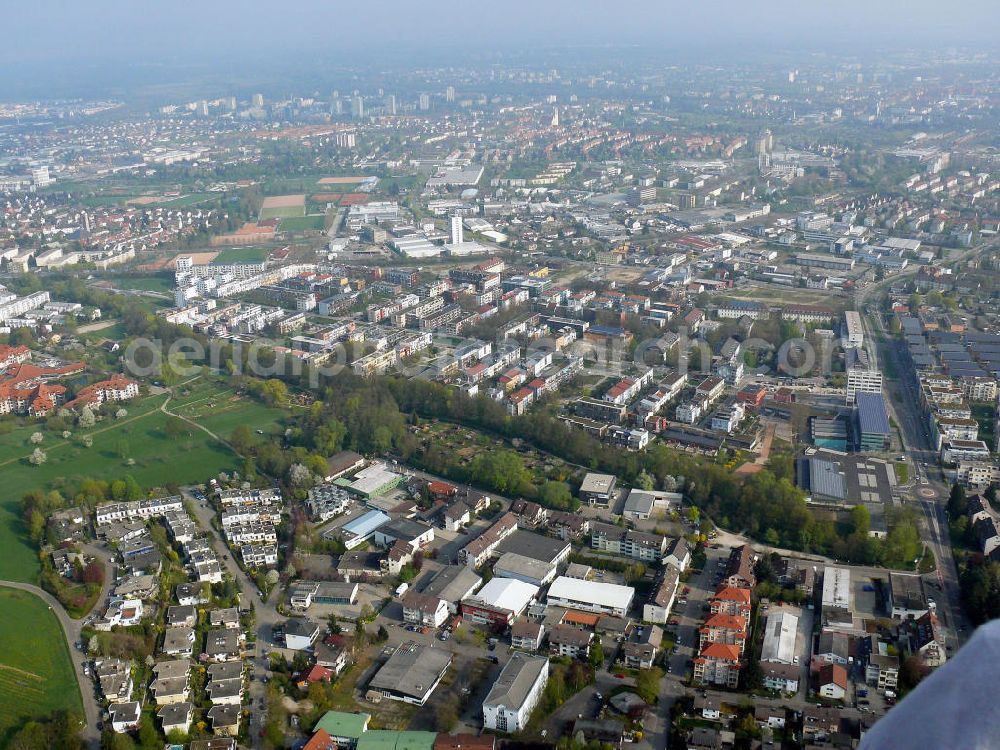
[483,654,549,710]
[808,458,847,500]
[495,529,570,565]
[856,392,890,436]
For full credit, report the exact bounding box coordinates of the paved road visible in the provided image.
[0,580,101,748]
[867,310,971,644]
[183,488,283,747]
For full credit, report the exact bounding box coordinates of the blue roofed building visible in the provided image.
[337,510,391,550]
[856,392,891,451]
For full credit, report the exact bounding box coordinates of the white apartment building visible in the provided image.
[676,401,702,424]
[95,497,184,526]
[482,655,549,733]
[240,543,278,568]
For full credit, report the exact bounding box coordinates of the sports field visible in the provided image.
[0,378,286,583]
[126,193,213,208]
[279,215,326,232]
[318,175,365,185]
[156,192,214,208]
[213,246,269,264]
[0,588,83,735]
[259,194,306,220]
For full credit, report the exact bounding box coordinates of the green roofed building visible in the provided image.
[356,731,437,750]
[314,711,371,747]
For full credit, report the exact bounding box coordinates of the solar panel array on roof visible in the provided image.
[965,333,1000,344]
[928,331,962,345]
[940,352,973,363]
[856,392,891,436]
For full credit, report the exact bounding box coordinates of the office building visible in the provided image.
[450,216,464,245]
[856,392,891,451]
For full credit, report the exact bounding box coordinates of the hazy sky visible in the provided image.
[2,1,997,97]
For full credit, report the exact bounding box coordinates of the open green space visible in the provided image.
[279,214,326,232]
[0,379,285,584]
[0,588,83,737]
[259,204,306,220]
[213,246,269,264]
[111,275,174,294]
[81,325,127,344]
[263,174,363,192]
[132,296,173,312]
[155,192,214,208]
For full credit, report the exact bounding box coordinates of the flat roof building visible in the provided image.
[368,642,452,706]
[356,731,437,750]
[345,463,403,498]
[546,576,635,618]
[495,530,571,566]
[843,310,864,348]
[579,473,617,507]
[340,510,391,550]
[889,572,927,620]
[856,392,891,452]
[822,567,853,627]
[461,578,539,627]
[313,710,371,747]
[760,609,799,664]
[494,552,557,587]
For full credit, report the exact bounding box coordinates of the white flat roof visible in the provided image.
[761,609,799,664]
[469,577,539,612]
[822,566,851,609]
[547,576,635,610]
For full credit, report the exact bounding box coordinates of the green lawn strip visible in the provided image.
[213,247,269,264]
[278,215,326,231]
[0,588,83,736]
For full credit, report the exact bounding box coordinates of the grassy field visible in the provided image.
[720,288,851,314]
[0,588,83,736]
[112,275,174,294]
[279,215,326,232]
[263,175,357,193]
[213,247,269,264]
[79,321,127,342]
[0,379,286,583]
[259,205,306,220]
[156,193,214,208]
